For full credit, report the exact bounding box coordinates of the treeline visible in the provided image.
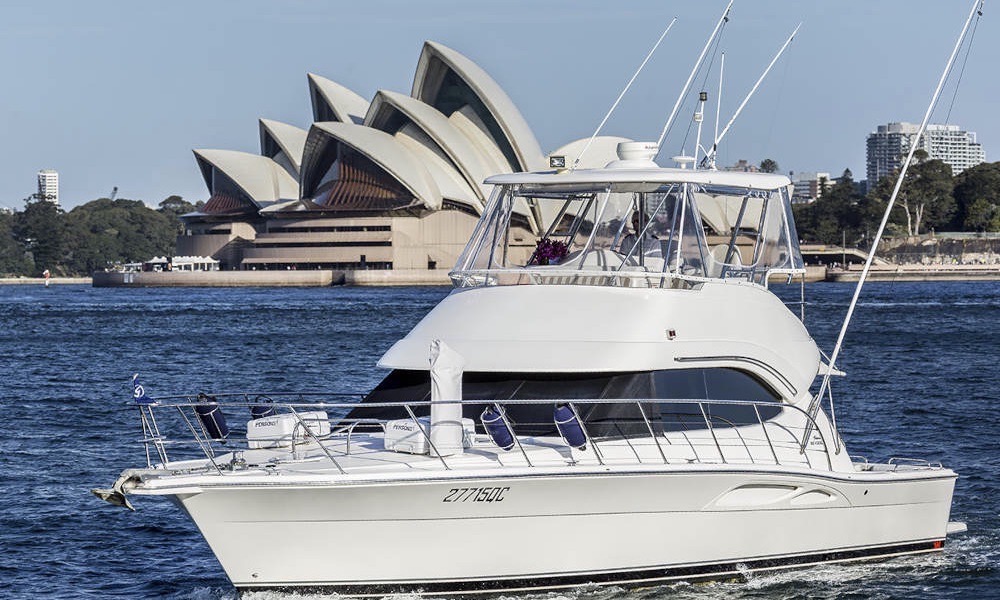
[793,154,1000,246]
[0,196,202,277]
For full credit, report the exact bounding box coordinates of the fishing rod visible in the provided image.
[801,0,986,453]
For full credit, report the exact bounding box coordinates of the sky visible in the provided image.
[0,0,995,210]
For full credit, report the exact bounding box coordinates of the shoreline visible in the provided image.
[826,264,1000,282]
[0,277,92,285]
[2,266,997,287]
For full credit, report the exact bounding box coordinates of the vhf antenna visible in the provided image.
[573,18,678,170]
[705,51,725,170]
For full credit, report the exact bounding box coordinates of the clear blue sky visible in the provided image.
[0,0,994,210]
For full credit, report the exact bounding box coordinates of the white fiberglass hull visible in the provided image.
[163,466,956,594]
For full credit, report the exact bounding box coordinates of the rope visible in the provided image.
[945,3,984,123]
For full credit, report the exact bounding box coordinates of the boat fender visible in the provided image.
[480,405,515,451]
[249,396,276,420]
[554,403,587,450]
[195,393,230,441]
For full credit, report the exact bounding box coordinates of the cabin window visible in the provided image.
[355,367,782,437]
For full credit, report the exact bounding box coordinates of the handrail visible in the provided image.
[287,406,346,475]
[127,396,834,473]
[449,265,805,291]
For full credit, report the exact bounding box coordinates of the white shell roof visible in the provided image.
[193,149,299,205]
[366,89,497,208]
[486,166,792,190]
[412,41,545,172]
[259,119,308,173]
[304,122,443,210]
[307,73,369,124]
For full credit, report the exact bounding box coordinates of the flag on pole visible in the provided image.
[132,373,154,404]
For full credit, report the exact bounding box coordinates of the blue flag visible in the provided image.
[132,373,154,404]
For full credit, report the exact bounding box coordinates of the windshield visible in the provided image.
[452,181,803,288]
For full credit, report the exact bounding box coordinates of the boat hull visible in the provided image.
[165,467,956,594]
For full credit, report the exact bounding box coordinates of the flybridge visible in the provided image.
[453,157,803,290]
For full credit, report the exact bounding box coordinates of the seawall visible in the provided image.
[91,269,453,287]
[92,270,345,287]
[0,277,91,285]
[826,265,1000,282]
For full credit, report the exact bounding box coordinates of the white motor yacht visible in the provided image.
[95,142,963,595]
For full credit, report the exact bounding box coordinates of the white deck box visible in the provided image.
[246,411,330,449]
[384,417,476,455]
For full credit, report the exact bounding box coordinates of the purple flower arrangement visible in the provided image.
[534,238,569,265]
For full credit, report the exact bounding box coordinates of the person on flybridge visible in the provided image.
[619,204,675,258]
[619,211,657,256]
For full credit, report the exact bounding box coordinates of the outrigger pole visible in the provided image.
[655,0,734,156]
[703,23,800,169]
[573,17,678,170]
[802,0,985,452]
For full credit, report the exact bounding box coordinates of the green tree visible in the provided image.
[64,198,177,274]
[869,151,954,237]
[953,162,1000,231]
[0,212,31,275]
[792,169,865,245]
[759,158,779,173]
[13,198,68,275]
[158,195,201,235]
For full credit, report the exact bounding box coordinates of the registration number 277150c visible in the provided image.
[442,486,510,503]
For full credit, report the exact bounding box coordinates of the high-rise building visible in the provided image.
[36,169,59,205]
[791,172,832,204]
[866,122,985,185]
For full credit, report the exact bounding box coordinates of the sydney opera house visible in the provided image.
[176,41,626,279]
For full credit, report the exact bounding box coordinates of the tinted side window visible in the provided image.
[652,368,781,432]
[652,368,779,402]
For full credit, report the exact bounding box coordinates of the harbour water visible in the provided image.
[1,282,997,599]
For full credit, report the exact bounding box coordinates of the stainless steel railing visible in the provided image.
[127,395,833,474]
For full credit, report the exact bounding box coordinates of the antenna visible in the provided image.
[708,52,725,169]
[573,18,678,170]
[801,0,985,451]
[654,0,734,156]
[704,23,801,166]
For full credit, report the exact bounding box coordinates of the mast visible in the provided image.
[802,0,985,451]
[693,92,708,170]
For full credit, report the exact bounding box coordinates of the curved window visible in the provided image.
[351,367,782,437]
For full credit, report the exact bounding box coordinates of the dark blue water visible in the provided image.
[1,282,997,599]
